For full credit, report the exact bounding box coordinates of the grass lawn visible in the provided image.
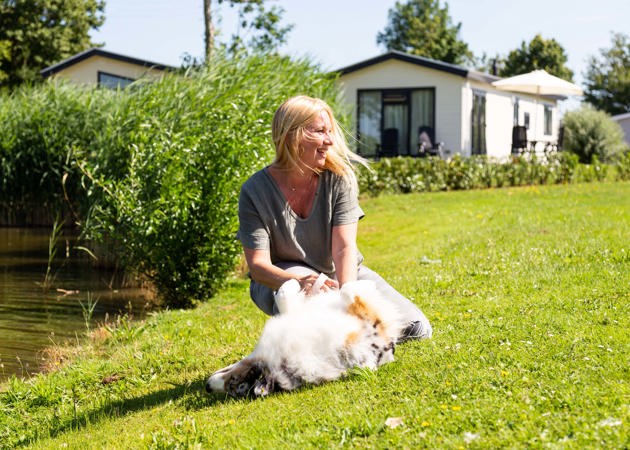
[1,182,628,449]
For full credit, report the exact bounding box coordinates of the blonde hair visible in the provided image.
[271,95,367,187]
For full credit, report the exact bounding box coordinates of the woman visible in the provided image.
[238,95,432,341]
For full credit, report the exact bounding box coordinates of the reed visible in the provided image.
[0,51,342,308]
[41,216,64,292]
[75,51,342,307]
[78,293,98,333]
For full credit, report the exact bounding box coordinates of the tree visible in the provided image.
[204,0,214,62]
[500,34,574,81]
[203,0,293,63]
[376,0,472,65]
[0,0,105,88]
[583,32,630,115]
[474,51,503,75]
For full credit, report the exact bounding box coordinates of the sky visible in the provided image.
[91,0,629,98]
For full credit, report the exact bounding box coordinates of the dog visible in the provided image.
[206,278,406,398]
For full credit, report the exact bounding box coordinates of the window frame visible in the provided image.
[356,87,436,158]
[97,71,136,89]
[544,104,553,136]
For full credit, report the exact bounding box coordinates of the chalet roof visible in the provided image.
[335,51,575,101]
[41,48,176,77]
[611,112,630,121]
[335,50,500,84]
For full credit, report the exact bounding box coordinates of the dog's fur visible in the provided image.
[206,279,405,398]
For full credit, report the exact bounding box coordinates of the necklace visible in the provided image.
[286,172,318,218]
[268,166,319,217]
[289,172,316,193]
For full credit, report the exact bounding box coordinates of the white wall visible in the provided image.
[337,59,465,155]
[612,113,630,147]
[50,55,167,86]
[337,59,560,159]
[480,87,515,159]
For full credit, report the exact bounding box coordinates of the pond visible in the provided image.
[0,228,152,383]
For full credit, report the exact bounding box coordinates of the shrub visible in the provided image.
[0,51,343,307]
[78,52,342,307]
[357,152,584,197]
[616,152,630,181]
[0,83,108,224]
[562,106,627,163]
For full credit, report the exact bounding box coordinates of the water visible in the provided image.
[0,228,152,382]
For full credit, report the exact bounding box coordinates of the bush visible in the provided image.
[357,152,584,197]
[616,152,630,181]
[0,83,108,224]
[561,106,627,163]
[0,52,342,307]
[78,52,342,307]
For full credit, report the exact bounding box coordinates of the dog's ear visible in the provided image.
[206,361,238,393]
[225,359,266,398]
[207,358,267,398]
[252,374,275,397]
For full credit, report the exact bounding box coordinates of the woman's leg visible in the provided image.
[358,265,433,340]
[250,263,433,340]
[249,262,319,316]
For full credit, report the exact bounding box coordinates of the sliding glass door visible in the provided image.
[357,88,435,157]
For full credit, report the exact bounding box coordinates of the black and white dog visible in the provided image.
[206,278,405,398]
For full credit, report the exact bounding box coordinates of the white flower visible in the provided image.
[598,417,622,427]
[385,417,404,429]
[464,432,480,443]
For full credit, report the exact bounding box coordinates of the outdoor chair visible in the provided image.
[511,125,528,155]
[378,128,399,158]
[557,125,564,150]
[418,126,444,157]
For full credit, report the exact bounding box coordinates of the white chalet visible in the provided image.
[336,51,563,159]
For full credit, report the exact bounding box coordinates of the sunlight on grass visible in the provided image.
[1,182,628,449]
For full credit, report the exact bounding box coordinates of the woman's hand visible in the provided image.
[243,247,339,294]
[298,273,338,295]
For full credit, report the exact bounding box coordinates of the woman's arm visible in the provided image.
[331,222,359,287]
[243,247,336,293]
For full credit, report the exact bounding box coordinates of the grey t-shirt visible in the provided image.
[237,167,364,275]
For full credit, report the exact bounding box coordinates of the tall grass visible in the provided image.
[41,216,65,292]
[0,182,627,449]
[0,83,100,225]
[0,51,344,306]
[76,53,344,307]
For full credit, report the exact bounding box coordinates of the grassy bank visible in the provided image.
[1,182,628,449]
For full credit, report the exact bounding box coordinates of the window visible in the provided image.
[357,88,435,157]
[513,98,520,125]
[544,105,553,135]
[98,71,135,89]
[524,112,530,130]
[357,91,382,156]
[471,90,487,155]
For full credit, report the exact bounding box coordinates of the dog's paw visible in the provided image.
[311,272,328,293]
[275,278,302,314]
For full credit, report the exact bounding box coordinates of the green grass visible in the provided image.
[1,182,628,449]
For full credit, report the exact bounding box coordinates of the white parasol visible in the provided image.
[492,69,583,97]
[492,69,583,143]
